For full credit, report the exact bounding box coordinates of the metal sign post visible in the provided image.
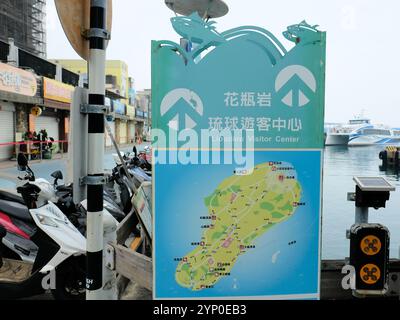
[84,0,108,300]
[56,0,114,300]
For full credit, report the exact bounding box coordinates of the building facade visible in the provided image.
[0,47,141,161]
[0,38,76,160]
[0,0,47,58]
[135,89,152,141]
[54,59,140,146]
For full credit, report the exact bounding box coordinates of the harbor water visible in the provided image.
[323,145,400,259]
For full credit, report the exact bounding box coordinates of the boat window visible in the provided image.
[349,119,370,125]
[362,129,391,135]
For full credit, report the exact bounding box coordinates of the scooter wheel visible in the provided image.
[51,257,86,300]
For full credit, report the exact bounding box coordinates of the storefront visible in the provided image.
[35,77,74,152]
[126,105,136,143]
[34,113,60,142]
[0,102,15,160]
[0,62,39,160]
[119,121,128,144]
[143,111,151,141]
[113,100,129,145]
[135,109,145,142]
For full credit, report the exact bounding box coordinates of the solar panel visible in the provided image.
[353,177,395,192]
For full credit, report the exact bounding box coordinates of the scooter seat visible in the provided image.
[0,191,25,205]
[0,199,33,224]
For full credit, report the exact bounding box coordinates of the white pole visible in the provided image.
[86,0,107,300]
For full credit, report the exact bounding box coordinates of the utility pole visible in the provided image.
[55,0,115,300]
[86,0,107,300]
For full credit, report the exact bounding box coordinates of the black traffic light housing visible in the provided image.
[350,224,390,295]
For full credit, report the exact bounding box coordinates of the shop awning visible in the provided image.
[41,98,70,110]
[0,91,42,105]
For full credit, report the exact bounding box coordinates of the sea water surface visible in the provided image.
[322,145,400,259]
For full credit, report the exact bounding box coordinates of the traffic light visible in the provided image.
[350,224,390,295]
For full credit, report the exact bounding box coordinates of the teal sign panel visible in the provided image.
[152,14,326,299]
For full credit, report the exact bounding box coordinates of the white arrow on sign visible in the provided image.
[275,65,317,107]
[160,88,204,131]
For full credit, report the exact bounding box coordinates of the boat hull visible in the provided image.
[325,134,350,146]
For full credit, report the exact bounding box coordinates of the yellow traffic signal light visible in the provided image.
[350,224,389,294]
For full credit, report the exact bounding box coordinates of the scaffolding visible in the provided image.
[0,0,46,58]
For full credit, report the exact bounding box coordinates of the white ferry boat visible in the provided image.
[325,118,373,146]
[348,128,400,146]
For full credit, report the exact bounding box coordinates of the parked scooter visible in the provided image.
[0,157,125,264]
[116,146,152,175]
[0,154,86,300]
[0,162,70,263]
[134,145,152,174]
[111,149,152,248]
[113,157,148,189]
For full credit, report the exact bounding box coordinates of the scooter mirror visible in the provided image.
[51,170,63,186]
[17,153,28,171]
[51,170,63,181]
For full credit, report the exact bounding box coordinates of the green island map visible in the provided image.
[175,162,302,291]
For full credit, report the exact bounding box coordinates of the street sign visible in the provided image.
[152,15,326,299]
[55,0,112,60]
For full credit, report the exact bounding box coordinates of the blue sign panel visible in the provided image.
[152,14,326,299]
[113,100,126,115]
[136,109,144,118]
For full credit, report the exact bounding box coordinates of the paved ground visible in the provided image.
[0,143,150,192]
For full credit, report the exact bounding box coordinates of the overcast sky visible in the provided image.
[47,0,400,126]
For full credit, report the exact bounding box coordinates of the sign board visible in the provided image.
[113,100,126,115]
[152,14,326,299]
[31,106,42,117]
[55,0,112,61]
[43,77,74,103]
[126,105,136,120]
[132,182,152,239]
[105,97,112,108]
[136,109,145,118]
[0,62,37,97]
